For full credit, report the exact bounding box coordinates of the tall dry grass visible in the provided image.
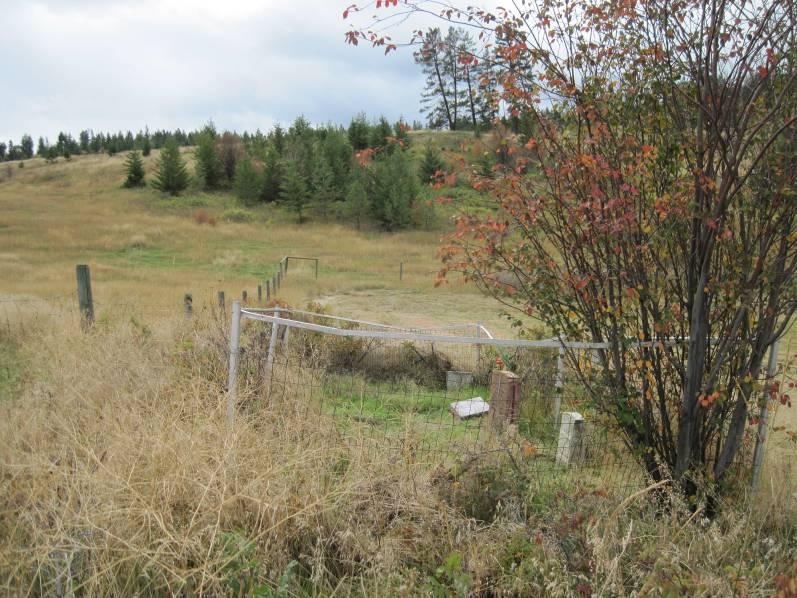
[1,305,795,595]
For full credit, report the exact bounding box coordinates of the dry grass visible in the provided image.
[0,306,794,595]
[0,149,795,594]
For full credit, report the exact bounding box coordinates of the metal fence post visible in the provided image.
[264,308,280,397]
[227,301,242,428]
[553,345,565,425]
[751,340,779,492]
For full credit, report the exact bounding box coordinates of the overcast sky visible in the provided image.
[0,0,455,143]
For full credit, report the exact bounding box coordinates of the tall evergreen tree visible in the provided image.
[36,137,47,156]
[312,152,336,217]
[233,157,261,205]
[279,160,309,223]
[123,150,146,188]
[419,143,445,183]
[194,126,223,189]
[0,142,7,161]
[20,135,34,159]
[371,149,418,230]
[347,113,370,150]
[345,172,370,230]
[142,136,152,157]
[151,138,189,196]
[259,146,282,202]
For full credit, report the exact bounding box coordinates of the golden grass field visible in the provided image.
[0,147,795,594]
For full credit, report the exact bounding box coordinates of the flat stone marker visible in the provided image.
[450,397,489,419]
[447,370,474,390]
[556,411,585,466]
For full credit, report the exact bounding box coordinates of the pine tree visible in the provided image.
[419,143,445,183]
[345,175,370,230]
[259,146,282,202]
[142,136,152,157]
[20,135,34,159]
[372,149,418,230]
[279,160,309,223]
[194,126,223,189]
[123,150,146,188]
[312,152,336,218]
[37,137,47,157]
[151,138,189,196]
[234,157,261,205]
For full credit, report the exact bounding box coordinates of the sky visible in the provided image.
[0,0,454,143]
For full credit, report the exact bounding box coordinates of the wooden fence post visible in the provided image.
[266,280,271,301]
[75,264,94,330]
[315,258,318,279]
[184,293,193,318]
[257,284,262,303]
[242,290,248,304]
[218,291,225,309]
[400,261,404,281]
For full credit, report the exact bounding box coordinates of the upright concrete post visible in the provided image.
[752,340,780,491]
[227,301,242,428]
[556,412,585,466]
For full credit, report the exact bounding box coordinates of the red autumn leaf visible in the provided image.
[757,64,769,78]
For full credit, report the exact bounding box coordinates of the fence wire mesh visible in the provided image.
[235,308,646,494]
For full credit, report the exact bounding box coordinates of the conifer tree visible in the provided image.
[234,157,261,205]
[345,174,370,230]
[372,149,418,230]
[151,138,189,196]
[123,150,146,187]
[259,146,282,202]
[37,137,47,157]
[142,136,152,157]
[312,152,336,217]
[279,160,309,223]
[419,143,445,183]
[194,126,222,189]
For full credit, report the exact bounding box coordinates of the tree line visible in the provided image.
[123,114,442,231]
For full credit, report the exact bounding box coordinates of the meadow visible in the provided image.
[0,144,796,595]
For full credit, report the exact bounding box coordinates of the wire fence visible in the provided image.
[230,306,647,494]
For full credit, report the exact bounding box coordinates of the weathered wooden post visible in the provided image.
[315,258,318,279]
[752,340,780,491]
[400,261,404,281]
[218,291,225,309]
[489,369,521,432]
[272,275,277,294]
[242,290,248,304]
[257,284,262,303]
[183,293,192,319]
[75,264,94,330]
[266,280,271,301]
[227,301,242,428]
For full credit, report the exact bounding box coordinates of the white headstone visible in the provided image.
[556,411,585,465]
[450,397,489,419]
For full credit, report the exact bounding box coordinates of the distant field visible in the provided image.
[0,146,515,334]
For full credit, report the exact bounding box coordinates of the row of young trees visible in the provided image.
[123,115,434,230]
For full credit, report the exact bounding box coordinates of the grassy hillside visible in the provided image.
[0,145,515,333]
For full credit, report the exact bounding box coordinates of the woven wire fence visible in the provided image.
[230,306,646,494]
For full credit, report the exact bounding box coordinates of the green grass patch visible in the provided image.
[0,338,24,402]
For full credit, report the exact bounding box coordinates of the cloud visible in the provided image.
[0,0,435,142]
